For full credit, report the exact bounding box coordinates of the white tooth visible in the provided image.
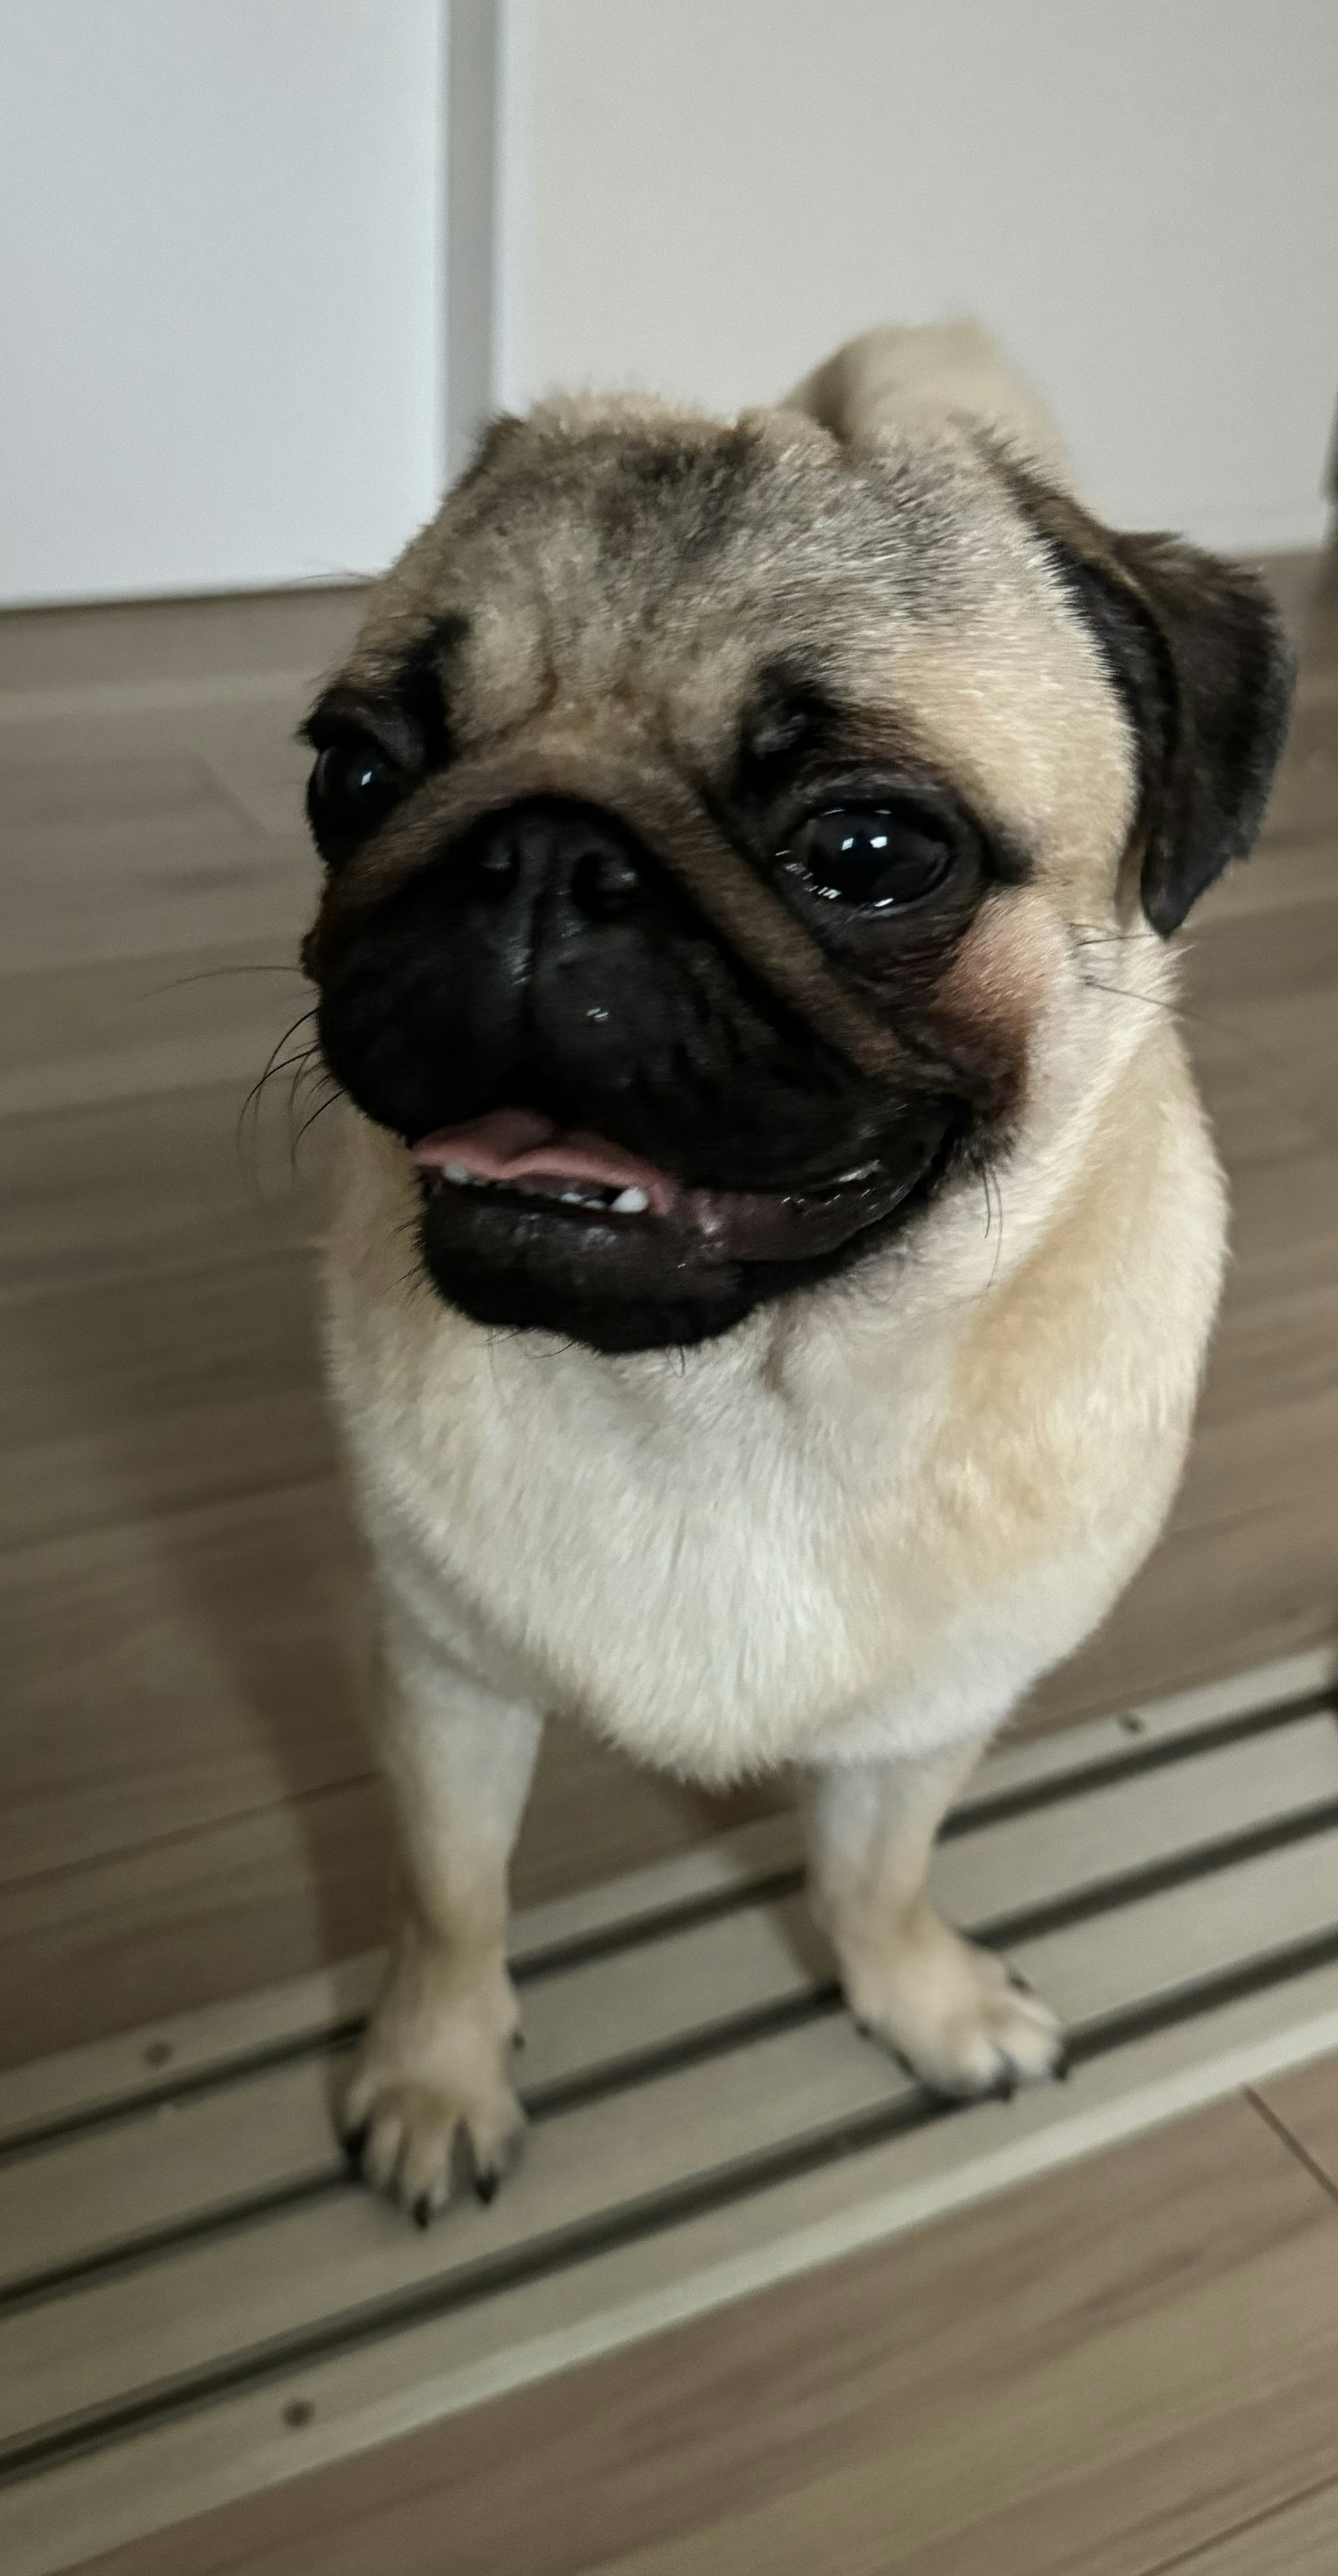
[441,1162,473,1184]
[560,1189,585,1205]
[612,1186,649,1214]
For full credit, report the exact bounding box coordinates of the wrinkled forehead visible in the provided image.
[334,404,1134,872]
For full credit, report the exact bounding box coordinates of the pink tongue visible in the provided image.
[410,1109,679,1217]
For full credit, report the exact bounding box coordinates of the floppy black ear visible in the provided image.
[999,461,1295,935]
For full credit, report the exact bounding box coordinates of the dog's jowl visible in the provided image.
[301,323,1293,2219]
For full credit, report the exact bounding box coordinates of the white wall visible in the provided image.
[504,0,1338,553]
[0,0,444,604]
[4,1,1333,606]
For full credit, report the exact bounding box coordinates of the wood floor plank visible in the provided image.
[5,798,312,976]
[66,2096,1338,2576]
[0,944,311,1113]
[1185,892,1338,1013]
[1188,995,1335,1169]
[0,1382,333,1558]
[1153,1283,1338,1534]
[0,1476,371,1879]
[0,1247,329,1526]
[1251,2050,1338,2195]
[1148,2481,1338,2573]
[1172,1393,1338,1534]
[1198,1285,1338,1427]
[1214,989,1338,1159]
[1193,828,1338,924]
[1247,684,1338,846]
[0,1081,323,1298]
[1225,1146,1338,1310]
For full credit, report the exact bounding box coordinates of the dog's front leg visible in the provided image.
[341,1614,542,2222]
[803,1743,1066,2098]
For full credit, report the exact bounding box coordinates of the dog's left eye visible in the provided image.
[785,803,958,911]
[308,740,403,845]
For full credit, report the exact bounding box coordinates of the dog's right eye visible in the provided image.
[783,801,960,913]
[308,740,403,848]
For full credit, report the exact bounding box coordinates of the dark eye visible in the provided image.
[785,803,958,910]
[308,739,402,846]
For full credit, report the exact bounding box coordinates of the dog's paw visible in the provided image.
[340,1961,524,2223]
[845,1912,1066,2100]
[341,2068,523,2224]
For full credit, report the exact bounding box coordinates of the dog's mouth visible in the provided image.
[411,1106,950,1275]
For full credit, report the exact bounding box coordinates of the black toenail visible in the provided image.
[1053,2045,1071,2081]
[341,2123,368,2171]
[413,2194,433,2229]
[475,2170,499,2205]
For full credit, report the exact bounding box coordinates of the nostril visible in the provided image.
[475,835,521,887]
[571,846,642,918]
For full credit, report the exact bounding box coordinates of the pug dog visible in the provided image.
[300,323,1292,2221]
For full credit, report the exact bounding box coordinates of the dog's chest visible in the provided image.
[328,1282,976,1777]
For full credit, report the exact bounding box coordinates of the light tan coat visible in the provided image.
[325,328,1236,2215]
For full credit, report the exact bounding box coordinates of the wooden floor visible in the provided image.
[1,558,1337,2571]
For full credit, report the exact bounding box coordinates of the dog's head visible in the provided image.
[302,375,1292,1352]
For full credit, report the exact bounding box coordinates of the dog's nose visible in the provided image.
[467,802,645,920]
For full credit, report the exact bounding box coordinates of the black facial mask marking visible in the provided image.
[308,777,1011,1351]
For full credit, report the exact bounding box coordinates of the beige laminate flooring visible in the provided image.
[2,560,1338,2572]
